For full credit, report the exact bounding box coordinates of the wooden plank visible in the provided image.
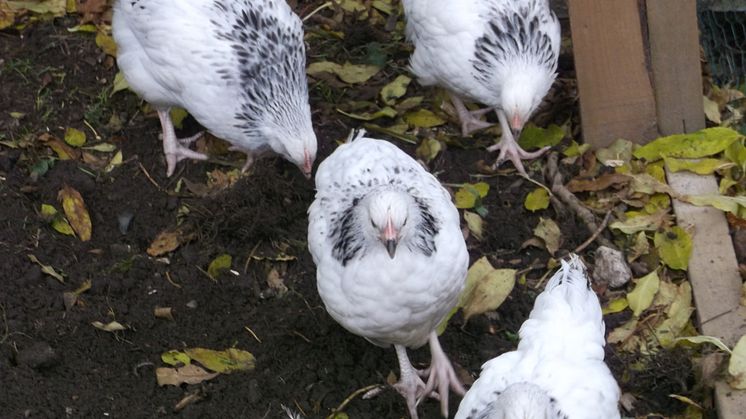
[567,0,658,148]
[646,0,705,134]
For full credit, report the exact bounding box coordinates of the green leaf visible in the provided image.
[207,254,232,279]
[454,183,489,209]
[517,123,565,150]
[724,140,746,171]
[111,71,130,95]
[729,336,746,389]
[633,127,742,161]
[458,257,516,322]
[664,157,734,175]
[682,194,746,216]
[162,350,192,366]
[533,217,561,256]
[563,140,590,157]
[524,188,550,212]
[41,203,75,236]
[627,271,660,317]
[307,61,381,84]
[95,31,117,56]
[654,226,692,270]
[602,297,629,315]
[404,109,447,128]
[64,127,86,147]
[379,75,411,105]
[610,210,670,234]
[654,281,694,347]
[184,347,256,374]
[337,106,397,121]
[596,139,634,167]
[83,143,117,152]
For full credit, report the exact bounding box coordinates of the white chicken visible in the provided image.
[112,0,317,177]
[455,255,621,419]
[401,0,561,174]
[307,130,468,418]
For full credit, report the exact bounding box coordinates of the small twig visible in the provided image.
[244,326,262,343]
[83,119,101,141]
[196,266,217,282]
[519,173,553,196]
[243,242,262,274]
[292,330,312,344]
[573,210,613,253]
[138,162,164,192]
[133,361,155,378]
[164,271,182,289]
[302,1,332,22]
[326,384,385,419]
[545,153,615,249]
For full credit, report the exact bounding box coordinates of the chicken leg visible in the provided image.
[449,94,493,136]
[157,109,208,177]
[393,344,429,419]
[419,332,465,417]
[487,110,549,175]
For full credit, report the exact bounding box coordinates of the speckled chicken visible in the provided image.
[112,0,317,177]
[307,130,468,418]
[455,255,621,419]
[402,0,560,174]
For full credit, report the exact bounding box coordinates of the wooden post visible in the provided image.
[567,0,658,148]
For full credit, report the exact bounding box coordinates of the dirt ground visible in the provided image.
[0,10,706,419]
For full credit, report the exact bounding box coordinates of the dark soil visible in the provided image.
[0,12,703,419]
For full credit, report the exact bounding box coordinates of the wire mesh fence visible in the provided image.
[698,1,746,89]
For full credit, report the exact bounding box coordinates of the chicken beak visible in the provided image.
[383,217,398,259]
[301,149,313,180]
[510,114,523,140]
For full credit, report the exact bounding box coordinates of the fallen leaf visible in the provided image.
[674,335,732,353]
[596,139,634,167]
[627,173,676,196]
[682,194,746,217]
[724,140,746,171]
[607,318,639,345]
[609,210,671,234]
[207,254,232,279]
[95,30,117,56]
[669,394,703,411]
[459,257,516,322]
[563,140,591,158]
[336,106,397,121]
[9,0,66,16]
[154,306,174,320]
[380,75,411,105]
[63,127,86,147]
[703,95,721,124]
[75,0,107,24]
[104,150,123,173]
[524,188,549,212]
[454,183,489,209]
[533,217,561,256]
[633,127,742,162]
[58,185,92,241]
[156,364,219,387]
[111,71,129,95]
[184,348,256,374]
[627,231,650,262]
[27,254,65,283]
[0,2,15,30]
[729,336,746,389]
[566,173,631,192]
[307,61,380,84]
[602,298,629,315]
[664,157,734,175]
[517,123,565,150]
[655,226,692,270]
[147,227,196,257]
[643,194,671,214]
[41,203,75,236]
[162,350,192,366]
[463,211,483,241]
[415,137,442,163]
[39,133,80,160]
[654,281,694,347]
[404,109,446,128]
[627,271,660,317]
[91,320,126,332]
[83,142,117,152]
[266,268,288,296]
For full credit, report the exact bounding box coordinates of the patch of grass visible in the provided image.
[2,58,34,84]
[84,88,111,126]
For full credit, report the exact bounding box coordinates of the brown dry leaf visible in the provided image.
[0,2,15,30]
[63,279,92,310]
[147,226,196,256]
[58,185,92,241]
[156,364,219,387]
[566,173,631,193]
[91,320,126,332]
[76,0,107,24]
[154,306,174,320]
[266,268,288,297]
[39,133,81,160]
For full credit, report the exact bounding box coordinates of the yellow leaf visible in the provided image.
[627,271,660,317]
[517,123,565,150]
[8,0,66,16]
[633,127,742,161]
[162,350,192,366]
[533,217,561,256]
[95,31,117,56]
[404,109,446,128]
[703,95,721,124]
[58,185,92,241]
[674,335,732,353]
[458,257,516,322]
[609,210,670,234]
[682,194,746,216]
[643,194,671,214]
[602,298,629,315]
[111,71,130,95]
[454,183,489,209]
[463,211,483,241]
[380,75,411,105]
[627,231,650,262]
[184,348,256,373]
[104,150,123,173]
[596,139,634,167]
[307,61,380,84]
[170,107,189,129]
[524,188,549,212]
[654,226,692,270]
[664,157,734,175]
[0,2,14,30]
[41,203,75,236]
[91,321,126,332]
[415,137,442,163]
[607,318,638,345]
[337,106,397,121]
[156,364,219,387]
[27,254,65,283]
[654,281,694,347]
[563,140,590,158]
[728,336,746,389]
[207,254,232,279]
[64,127,86,147]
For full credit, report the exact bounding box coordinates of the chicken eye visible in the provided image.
[402,217,408,226]
[371,220,378,229]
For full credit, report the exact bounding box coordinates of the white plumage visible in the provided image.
[112,0,317,177]
[307,131,469,418]
[402,0,560,174]
[455,255,621,419]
